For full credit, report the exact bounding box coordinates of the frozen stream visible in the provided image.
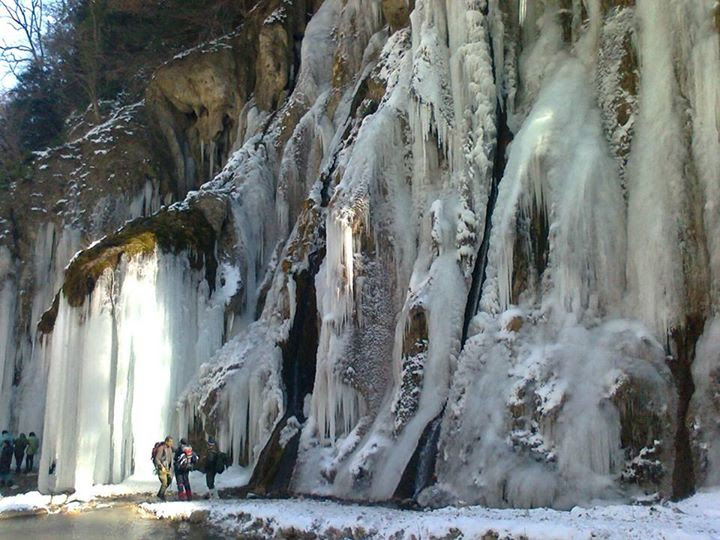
[0,505,222,540]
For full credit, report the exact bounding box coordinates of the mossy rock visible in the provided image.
[37,293,60,335]
[63,206,217,308]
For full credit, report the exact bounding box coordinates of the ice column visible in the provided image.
[39,251,223,493]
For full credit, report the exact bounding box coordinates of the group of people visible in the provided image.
[0,431,40,486]
[153,435,228,501]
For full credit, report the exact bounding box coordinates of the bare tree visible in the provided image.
[0,95,25,185]
[0,0,46,77]
[47,0,106,122]
[76,0,102,121]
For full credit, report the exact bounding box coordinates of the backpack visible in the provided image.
[175,447,195,472]
[216,452,229,474]
[151,442,163,464]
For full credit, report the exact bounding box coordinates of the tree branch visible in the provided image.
[0,0,45,69]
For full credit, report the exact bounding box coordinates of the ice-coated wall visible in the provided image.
[433,0,720,508]
[0,178,164,437]
[38,251,224,493]
[298,0,497,501]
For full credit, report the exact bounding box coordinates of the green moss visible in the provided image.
[37,293,60,334]
[63,206,217,308]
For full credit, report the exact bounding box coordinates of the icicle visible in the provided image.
[208,141,216,179]
[0,255,16,429]
[677,0,720,306]
[481,58,625,316]
[625,0,688,336]
[180,321,284,468]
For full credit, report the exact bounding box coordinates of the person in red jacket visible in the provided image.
[174,441,198,501]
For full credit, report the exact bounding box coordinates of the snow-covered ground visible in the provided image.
[2,478,720,538]
[0,491,55,516]
[0,466,250,517]
[139,489,720,539]
[75,465,251,500]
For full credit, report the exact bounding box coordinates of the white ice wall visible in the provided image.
[0,176,164,438]
[38,251,223,493]
[0,247,16,430]
[439,0,720,508]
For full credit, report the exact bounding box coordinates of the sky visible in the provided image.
[0,0,57,93]
[0,11,24,91]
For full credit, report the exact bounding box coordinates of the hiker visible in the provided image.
[0,439,13,487]
[203,436,227,499]
[174,440,198,501]
[1,430,12,445]
[153,436,174,501]
[13,433,27,473]
[25,432,39,473]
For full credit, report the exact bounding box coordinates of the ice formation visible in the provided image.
[38,251,225,492]
[0,0,719,510]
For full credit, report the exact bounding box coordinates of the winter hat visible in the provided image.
[207,436,216,446]
[179,438,189,446]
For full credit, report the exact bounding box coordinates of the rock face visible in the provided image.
[1,0,719,509]
[146,43,245,193]
[382,0,413,30]
[145,0,319,194]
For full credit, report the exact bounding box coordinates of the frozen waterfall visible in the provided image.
[38,252,224,492]
[0,0,718,510]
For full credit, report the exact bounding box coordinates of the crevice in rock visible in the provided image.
[37,293,60,335]
[393,409,443,501]
[281,252,323,420]
[232,412,301,497]
[667,314,704,500]
[241,247,324,496]
[461,98,512,344]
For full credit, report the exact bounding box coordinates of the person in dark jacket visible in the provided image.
[204,437,220,498]
[13,433,27,473]
[0,439,14,486]
[154,436,174,501]
[174,441,198,501]
[25,432,39,473]
[174,438,189,461]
